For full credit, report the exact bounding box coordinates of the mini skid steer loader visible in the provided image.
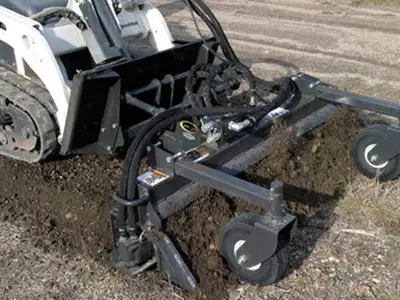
[0,0,399,292]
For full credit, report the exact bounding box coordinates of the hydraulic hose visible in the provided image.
[253,77,297,120]
[117,106,257,232]
[119,106,258,198]
[120,108,186,181]
[119,79,292,229]
[184,0,258,108]
[185,63,213,108]
[118,78,295,232]
[116,107,186,232]
[208,62,256,106]
[116,0,297,234]
[120,78,294,199]
[185,0,238,62]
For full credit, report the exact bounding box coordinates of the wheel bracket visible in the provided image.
[236,213,297,268]
[368,125,400,165]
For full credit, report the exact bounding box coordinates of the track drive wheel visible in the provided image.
[219,213,289,286]
[352,124,400,182]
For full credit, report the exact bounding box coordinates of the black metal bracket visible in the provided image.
[111,191,150,207]
[235,213,297,268]
[292,72,400,119]
[368,124,400,164]
[111,236,155,275]
[148,232,197,292]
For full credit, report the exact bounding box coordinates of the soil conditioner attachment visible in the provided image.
[0,0,399,292]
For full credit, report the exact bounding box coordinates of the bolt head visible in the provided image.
[237,255,248,265]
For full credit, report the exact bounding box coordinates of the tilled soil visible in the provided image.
[0,155,123,264]
[0,107,363,300]
[165,107,363,299]
[247,108,363,226]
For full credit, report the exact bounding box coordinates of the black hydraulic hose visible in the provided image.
[116,107,186,231]
[121,78,294,200]
[194,0,238,62]
[253,77,296,120]
[117,107,257,232]
[117,78,295,232]
[119,107,185,187]
[185,0,238,62]
[197,0,237,57]
[185,0,258,104]
[119,107,257,198]
[121,108,249,231]
[207,62,256,106]
[185,63,213,108]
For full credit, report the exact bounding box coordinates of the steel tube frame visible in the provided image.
[175,160,283,216]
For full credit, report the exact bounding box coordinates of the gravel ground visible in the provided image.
[1,0,400,299]
[1,220,399,300]
[231,223,400,300]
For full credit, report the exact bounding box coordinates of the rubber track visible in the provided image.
[0,65,58,115]
[0,67,58,163]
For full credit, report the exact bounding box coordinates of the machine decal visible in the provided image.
[179,120,198,134]
[137,169,170,187]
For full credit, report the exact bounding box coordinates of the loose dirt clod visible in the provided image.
[0,107,363,300]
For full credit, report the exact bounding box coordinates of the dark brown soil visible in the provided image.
[247,107,363,226]
[0,107,363,300]
[165,189,238,300]
[0,155,123,263]
[164,107,363,300]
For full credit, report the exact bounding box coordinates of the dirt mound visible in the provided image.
[0,107,363,299]
[247,107,363,226]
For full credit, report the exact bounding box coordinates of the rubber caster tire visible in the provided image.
[219,213,289,286]
[351,124,400,182]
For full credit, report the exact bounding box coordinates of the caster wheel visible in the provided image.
[352,124,400,182]
[219,213,289,286]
